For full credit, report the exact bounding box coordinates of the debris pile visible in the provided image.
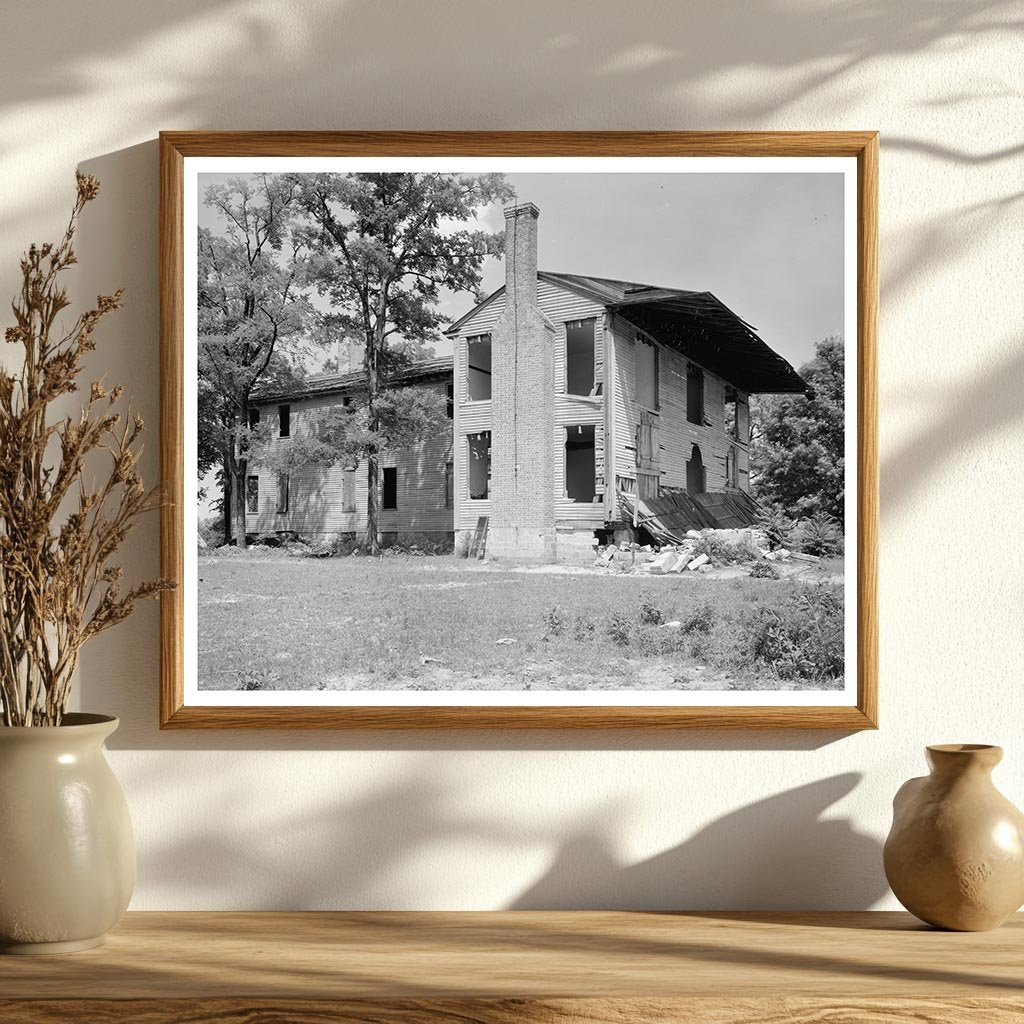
[592,528,821,579]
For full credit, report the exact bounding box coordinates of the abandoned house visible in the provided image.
[243,201,807,558]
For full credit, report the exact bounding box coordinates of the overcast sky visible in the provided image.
[199,170,845,371]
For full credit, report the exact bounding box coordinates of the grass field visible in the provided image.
[197,553,844,692]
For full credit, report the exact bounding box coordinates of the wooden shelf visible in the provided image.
[1,911,1022,1022]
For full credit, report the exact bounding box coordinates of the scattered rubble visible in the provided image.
[589,527,830,580]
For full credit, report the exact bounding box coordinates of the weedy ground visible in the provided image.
[198,554,845,693]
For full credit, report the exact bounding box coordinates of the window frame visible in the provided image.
[565,318,597,397]
[278,403,291,438]
[635,334,660,411]
[686,364,704,426]
[276,473,289,514]
[467,430,492,500]
[245,474,259,515]
[381,466,398,510]
[563,423,598,503]
[465,334,493,402]
[341,467,357,513]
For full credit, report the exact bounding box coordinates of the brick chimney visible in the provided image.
[488,202,557,562]
[503,202,539,311]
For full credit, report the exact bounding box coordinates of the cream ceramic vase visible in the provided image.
[0,713,134,953]
[884,744,1024,931]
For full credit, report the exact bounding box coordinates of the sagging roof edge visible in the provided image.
[445,272,808,395]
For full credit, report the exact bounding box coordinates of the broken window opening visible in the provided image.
[446,382,454,419]
[276,474,289,514]
[737,397,749,444]
[566,319,596,396]
[445,461,454,509]
[466,335,492,401]
[724,388,749,443]
[686,444,705,497]
[724,388,738,438]
[635,335,659,410]
[382,466,397,510]
[246,475,259,514]
[565,424,597,503]
[468,431,491,500]
[247,407,260,430]
[278,404,291,438]
[686,366,704,425]
[726,445,738,489]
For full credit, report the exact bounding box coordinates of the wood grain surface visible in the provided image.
[1,911,1021,996]
[4,998,1024,1024]
[159,130,879,730]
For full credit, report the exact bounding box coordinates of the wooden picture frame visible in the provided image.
[160,131,877,730]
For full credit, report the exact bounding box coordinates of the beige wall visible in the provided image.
[1,0,1021,910]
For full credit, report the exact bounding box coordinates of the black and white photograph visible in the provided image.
[182,154,858,710]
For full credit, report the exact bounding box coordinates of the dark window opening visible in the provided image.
[382,467,397,510]
[246,475,259,514]
[566,319,596,396]
[565,424,596,503]
[445,461,454,508]
[686,366,704,425]
[278,404,291,438]
[686,444,705,497]
[276,474,289,514]
[446,382,454,419]
[247,407,260,430]
[636,335,659,410]
[342,396,352,408]
[467,335,492,401]
[468,431,491,499]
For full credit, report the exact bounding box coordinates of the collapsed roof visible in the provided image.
[446,271,808,395]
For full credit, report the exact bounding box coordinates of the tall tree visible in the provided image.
[750,333,846,523]
[197,174,309,549]
[293,172,510,552]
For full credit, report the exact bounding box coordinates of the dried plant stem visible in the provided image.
[0,174,173,726]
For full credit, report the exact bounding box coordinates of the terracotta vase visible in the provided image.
[0,713,135,953]
[884,744,1024,931]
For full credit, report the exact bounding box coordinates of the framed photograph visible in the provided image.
[160,131,877,729]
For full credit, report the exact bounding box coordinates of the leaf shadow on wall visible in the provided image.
[510,774,887,911]
[0,0,1019,243]
[131,761,885,912]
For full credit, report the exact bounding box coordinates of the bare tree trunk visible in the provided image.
[365,451,379,554]
[233,461,248,550]
[364,309,385,556]
[220,452,232,545]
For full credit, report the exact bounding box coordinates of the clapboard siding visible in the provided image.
[452,280,609,530]
[248,380,453,538]
[610,313,750,500]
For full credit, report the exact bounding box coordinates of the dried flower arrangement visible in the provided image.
[0,174,172,726]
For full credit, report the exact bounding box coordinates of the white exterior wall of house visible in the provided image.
[247,378,453,544]
[608,312,751,499]
[451,277,609,558]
